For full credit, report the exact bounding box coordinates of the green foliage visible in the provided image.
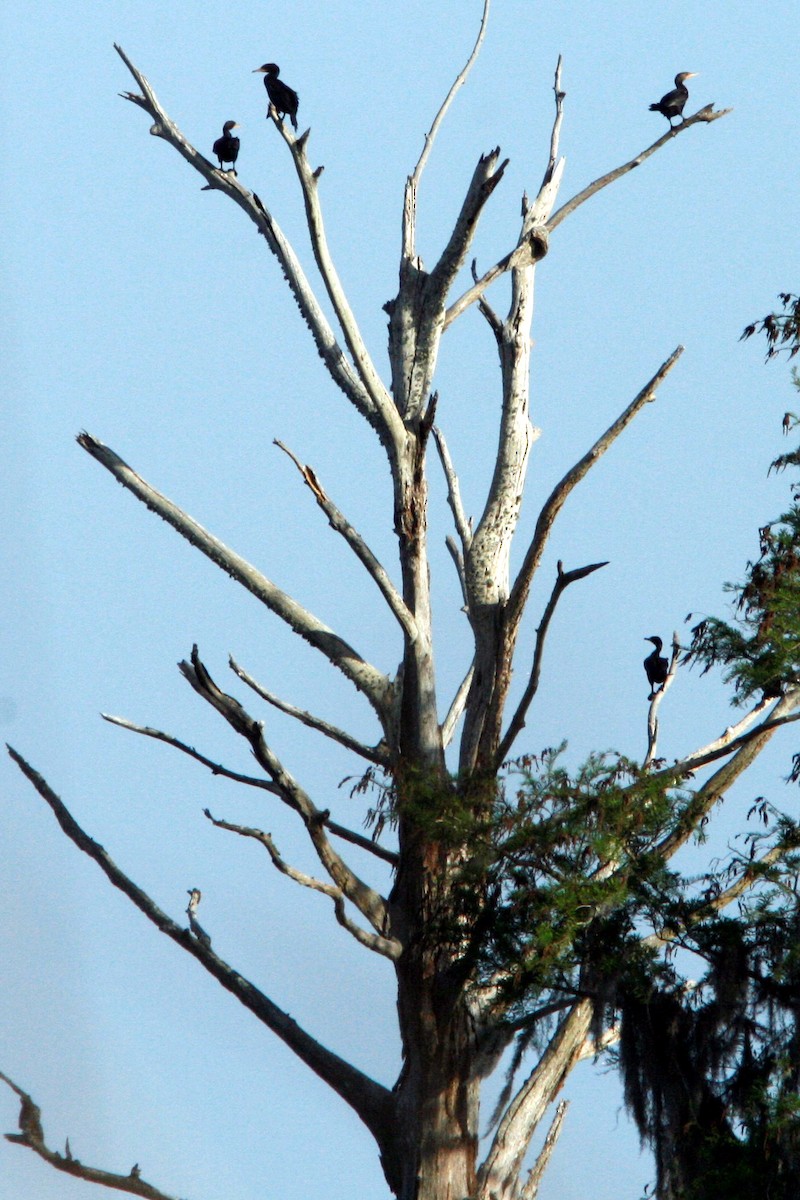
[683,481,800,703]
[741,292,800,360]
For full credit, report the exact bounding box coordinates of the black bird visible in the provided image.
[644,636,669,699]
[649,72,698,128]
[213,121,240,171]
[253,62,299,130]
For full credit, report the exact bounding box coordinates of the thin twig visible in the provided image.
[101,712,281,792]
[229,655,388,766]
[497,561,608,767]
[404,0,492,258]
[273,439,417,643]
[521,1100,568,1200]
[204,810,401,959]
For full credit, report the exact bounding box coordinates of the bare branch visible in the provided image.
[497,561,608,766]
[508,347,684,628]
[432,425,472,554]
[404,0,492,259]
[686,695,773,763]
[204,810,402,960]
[654,692,800,861]
[6,747,395,1148]
[445,58,565,330]
[273,439,417,642]
[113,45,379,428]
[447,94,730,329]
[442,664,475,749]
[445,534,469,607]
[101,711,282,793]
[78,432,392,721]
[428,149,510,307]
[270,122,399,433]
[477,1001,593,1200]
[547,104,732,232]
[102,709,396,866]
[521,1100,568,1200]
[180,646,391,934]
[229,655,388,766]
[1,1070,179,1200]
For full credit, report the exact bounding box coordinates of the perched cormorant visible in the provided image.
[649,73,698,128]
[644,636,669,699]
[213,121,240,171]
[253,63,299,130]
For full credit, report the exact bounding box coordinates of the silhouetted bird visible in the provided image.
[213,121,240,171]
[649,73,698,128]
[644,636,669,699]
[253,63,299,130]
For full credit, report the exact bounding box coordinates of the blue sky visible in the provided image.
[2,2,800,1198]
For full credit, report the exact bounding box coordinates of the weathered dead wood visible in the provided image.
[113,44,381,430]
[274,438,417,642]
[5,747,396,1152]
[507,347,684,633]
[496,560,609,766]
[77,432,392,720]
[179,646,391,935]
[229,654,389,767]
[204,809,402,959]
[1,1070,179,1200]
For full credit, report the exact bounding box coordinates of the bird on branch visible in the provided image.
[212,121,240,172]
[649,72,698,128]
[644,636,669,700]
[253,63,299,130]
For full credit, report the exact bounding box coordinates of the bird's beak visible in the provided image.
[252,67,265,73]
[686,72,699,78]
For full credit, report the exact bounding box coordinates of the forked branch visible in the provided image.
[180,646,391,934]
[204,810,402,959]
[477,1000,593,1200]
[497,560,609,766]
[113,44,379,427]
[101,711,282,793]
[5,748,395,1147]
[1,1070,178,1200]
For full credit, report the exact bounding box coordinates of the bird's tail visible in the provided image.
[648,102,660,111]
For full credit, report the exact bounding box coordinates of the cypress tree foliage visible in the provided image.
[612,313,800,1199]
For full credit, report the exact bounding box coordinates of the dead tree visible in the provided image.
[14,9,798,1200]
